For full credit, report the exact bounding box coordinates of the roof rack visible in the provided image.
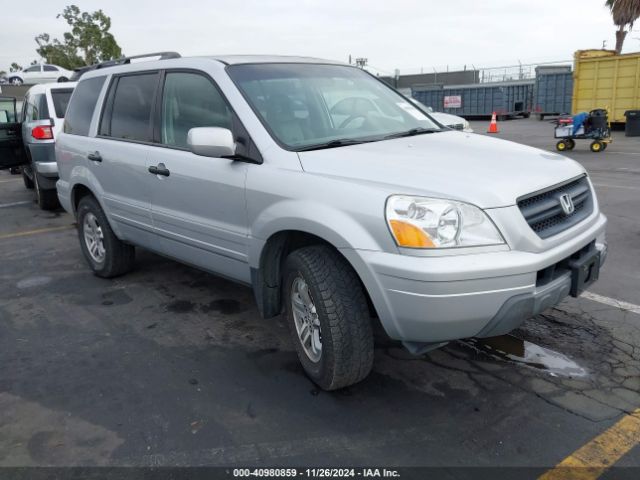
[70,52,181,80]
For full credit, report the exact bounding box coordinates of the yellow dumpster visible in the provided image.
[572,49,640,123]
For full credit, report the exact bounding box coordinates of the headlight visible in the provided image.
[386,195,504,249]
[463,120,472,132]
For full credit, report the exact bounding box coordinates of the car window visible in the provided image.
[103,73,158,142]
[160,72,231,148]
[24,66,41,73]
[51,89,74,118]
[64,76,106,136]
[0,98,17,124]
[43,65,59,72]
[33,94,50,120]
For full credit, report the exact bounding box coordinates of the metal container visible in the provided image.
[572,49,640,123]
[412,80,534,118]
[533,66,573,120]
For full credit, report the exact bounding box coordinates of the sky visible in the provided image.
[1,0,638,75]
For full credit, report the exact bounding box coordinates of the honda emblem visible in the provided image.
[559,193,575,215]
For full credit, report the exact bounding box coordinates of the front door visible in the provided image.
[0,97,27,169]
[22,65,42,85]
[148,71,250,283]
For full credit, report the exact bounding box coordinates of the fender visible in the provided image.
[68,166,125,239]
[248,199,392,269]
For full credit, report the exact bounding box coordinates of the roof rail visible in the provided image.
[70,52,181,80]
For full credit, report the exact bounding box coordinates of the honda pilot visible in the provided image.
[52,54,607,390]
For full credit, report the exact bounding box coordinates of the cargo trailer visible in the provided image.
[412,80,534,119]
[572,49,640,124]
[533,65,573,120]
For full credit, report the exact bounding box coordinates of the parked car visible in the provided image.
[409,98,473,132]
[7,64,73,86]
[34,54,608,391]
[18,82,76,209]
[0,97,25,173]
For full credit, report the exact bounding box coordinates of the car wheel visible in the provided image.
[22,168,34,189]
[57,76,69,83]
[77,196,135,278]
[283,245,374,390]
[34,173,59,210]
[9,77,23,86]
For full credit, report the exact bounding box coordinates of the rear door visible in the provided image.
[0,96,27,169]
[92,72,158,243]
[42,65,60,82]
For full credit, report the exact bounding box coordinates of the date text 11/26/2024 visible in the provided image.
[231,468,401,478]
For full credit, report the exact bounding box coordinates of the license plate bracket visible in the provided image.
[568,250,601,297]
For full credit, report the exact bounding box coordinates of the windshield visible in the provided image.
[227,63,441,150]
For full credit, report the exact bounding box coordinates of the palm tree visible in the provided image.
[606,0,640,54]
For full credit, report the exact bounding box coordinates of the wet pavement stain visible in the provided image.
[100,290,133,306]
[463,334,588,378]
[165,300,196,313]
[201,299,242,315]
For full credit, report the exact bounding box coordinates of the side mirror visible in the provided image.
[187,127,236,158]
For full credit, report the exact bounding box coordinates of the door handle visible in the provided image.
[87,151,102,162]
[148,164,170,177]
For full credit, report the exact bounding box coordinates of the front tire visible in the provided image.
[58,76,69,82]
[9,77,23,86]
[77,196,135,278]
[283,245,374,390]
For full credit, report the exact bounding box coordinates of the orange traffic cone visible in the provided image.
[487,112,499,133]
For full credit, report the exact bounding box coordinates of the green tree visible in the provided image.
[10,63,22,72]
[34,5,122,69]
[606,0,640,54]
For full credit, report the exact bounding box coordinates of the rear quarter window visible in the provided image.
[64,76,106,136]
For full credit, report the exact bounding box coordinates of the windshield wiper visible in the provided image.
[296,138,374,152]
[384,128,440,140]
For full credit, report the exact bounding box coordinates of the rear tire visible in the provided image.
[76,196,135,278]
[22,168,34,189]
[34,173,60,210]
[283,245,374,391]
[565,139,575,150]
[556,140,568,152]
[57,76,69,83]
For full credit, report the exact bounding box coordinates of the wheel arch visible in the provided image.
[252,229,379,321]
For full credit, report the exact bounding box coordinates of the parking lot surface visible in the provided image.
[1,118,639,476]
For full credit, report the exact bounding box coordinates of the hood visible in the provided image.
[297,131,586,209]
[430,111,465,127]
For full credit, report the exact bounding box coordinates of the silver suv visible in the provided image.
[21,82,76,209]
[55,54,607,390]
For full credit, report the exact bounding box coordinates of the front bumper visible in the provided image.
[341,212,607,344]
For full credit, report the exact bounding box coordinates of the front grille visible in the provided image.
[517,176,593,239]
